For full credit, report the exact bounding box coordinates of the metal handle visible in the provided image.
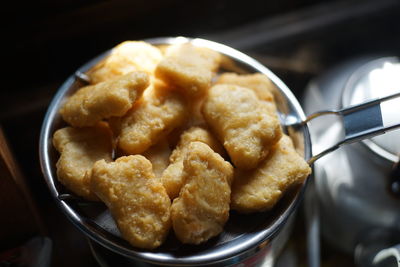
[373,244,400,267]
[300,91,400,165]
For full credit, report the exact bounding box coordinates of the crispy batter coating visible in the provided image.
[165,93,208,148]
[216,73,276,102]
[161,127,225,199]
[60,72,149,127]
[155,43,221,97]
[51,39,312,249]
[91,155,171,249]
[52,123,113,200]
[187,96,207,127]
[142,138,171,179]
[118,83,187,155]
[88,41,163,84]
[202,84,282,169]
[171,142,233,244]
[231,135,311,213]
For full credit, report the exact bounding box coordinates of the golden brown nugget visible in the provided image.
[231,135,311,213]
[142,138,171,179]
[216,73,276,102]
[118,84,187,155]
[60,72,150,127]
[216,73,278,115]
[52,123,113,200]
[161,127,225,199]
[171,142,233,244]
[91,155,171,249]
[88,41,163,84]
[202,84,282,169]
[155,43,221,97]
[186,96,207,127]
[165,94,208,147]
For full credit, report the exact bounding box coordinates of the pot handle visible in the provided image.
[296,91,400,164]
[373,244,400,267]
[354,227,400,267]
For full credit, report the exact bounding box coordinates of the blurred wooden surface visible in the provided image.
[0,126,44,251]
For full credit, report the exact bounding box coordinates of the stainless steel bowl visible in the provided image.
[39,37,311,266]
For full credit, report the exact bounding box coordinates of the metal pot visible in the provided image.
[303,56,400,266]
[39,37,400,266]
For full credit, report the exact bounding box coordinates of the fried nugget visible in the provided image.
[216,73,276,103]
[142,138,171,179]
[91,155,171,249]
[165,91,208,147]
[52,123,113,200]
[161,126,225,199]
[171,142,233,244]
[231,135,311,213]
[202,84,282,169]
[155,43,221,97]
[216,73,279,114]
[118,83,187,155]
[88,41,163,84]
[60,72,149,127]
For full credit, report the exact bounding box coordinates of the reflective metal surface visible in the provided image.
[342,57,400,163]
[303,56,400,255]
[299,91,400,164]
[39,37,311,266]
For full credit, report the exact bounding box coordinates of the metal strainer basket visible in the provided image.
[39,37,353,266]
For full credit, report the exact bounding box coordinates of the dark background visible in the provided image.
[2,0,400,266]
[3,0,400,120]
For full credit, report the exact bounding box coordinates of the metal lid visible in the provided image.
[342,57,400,163]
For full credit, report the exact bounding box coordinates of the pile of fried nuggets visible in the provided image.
[53,41,311,249]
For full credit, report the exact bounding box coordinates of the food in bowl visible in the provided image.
[51,40,311,249]
[216,72,277,103]
[60,71,149,127]
[162,126,226,199]
[231,134,312,213]
[91,155,171,249]
[87,41,163,84]
[155,43,221,98]
[117,81,187,155]
[202,84,282,169]
[170,141,233,244]
[52,122,113,200]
